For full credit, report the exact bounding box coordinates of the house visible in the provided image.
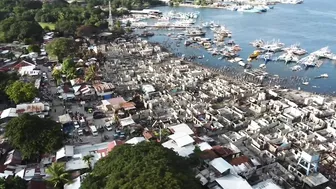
[102,97,126,110]
[92,82,115,98]
[0,108,18,120]
[16,102,50,117]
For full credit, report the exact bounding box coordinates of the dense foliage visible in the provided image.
[81,142,202,189]
[0,176,27,189]
[5,114,64,160]
[5,80,38,104]
[46,38,75,61]
[0,72,18,103]
[0,0,162,41]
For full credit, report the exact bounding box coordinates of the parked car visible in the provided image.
[93,111,106,119]
[77,129,83,136]
[105,124,113,131]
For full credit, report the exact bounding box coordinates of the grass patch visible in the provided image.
[38,22,56,30]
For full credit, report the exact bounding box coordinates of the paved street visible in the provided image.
[37,64,117,146]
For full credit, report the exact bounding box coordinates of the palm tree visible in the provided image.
[83,154,94,171]
[46,162,72,189]
[85,65,97,82]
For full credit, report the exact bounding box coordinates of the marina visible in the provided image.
[136,0,336,95]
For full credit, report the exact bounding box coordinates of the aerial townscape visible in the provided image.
[0,0,336,189]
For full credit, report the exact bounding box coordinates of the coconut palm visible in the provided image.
[46,162,72,189]
[83,154,94,171]
[85,65,97,82]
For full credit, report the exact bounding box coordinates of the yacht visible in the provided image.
[291,65,302,71]
[282,44,307,56]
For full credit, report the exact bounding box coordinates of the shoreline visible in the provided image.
[155,42,336,102]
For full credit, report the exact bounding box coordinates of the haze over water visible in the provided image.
[147,0,336,94]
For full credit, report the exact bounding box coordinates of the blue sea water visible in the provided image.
[145,0,336,94]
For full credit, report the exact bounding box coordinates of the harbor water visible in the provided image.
[145,0,336,94]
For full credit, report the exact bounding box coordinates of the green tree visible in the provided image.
[46,162,72,189]
[85,65,97,82]
[0,72,18,102]
[81,142,202,189]
[83,154,94,170]
[61,58,77,79]
[6,81,38,104]
[46,38,75,62]
[52,68,62,84]
[28,44,40,53]
[5,114,64,160]
[76,25,99,37]
[0,176,27,189]
[55,20,78,36]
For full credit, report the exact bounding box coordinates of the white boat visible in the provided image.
[260,39,285,52]
[185,29,206,36]
[291,65,302,71]
[311,46,336,60]
[238,61,246,67]
[302,82,309,85]
[259,64,266,68]
[281,0,304,4]
[250,39,265,48]
[282,44,307,56]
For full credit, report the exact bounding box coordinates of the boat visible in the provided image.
[260,39,285,52]
[302,82,309,85]
[184,40,192,46]
[185,29,206,36]
[249,50,261,59]
[238,61,246,67]
[282,44,307,56]
[218,56,224,60]
[259,64,266,68]
[291,65,302,71]
[315,73,328,79]
[250,39,265,48]
[281,0,304,4]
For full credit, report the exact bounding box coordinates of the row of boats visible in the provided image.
[249,39,336,72]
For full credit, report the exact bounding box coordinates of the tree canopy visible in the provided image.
[0,72,18,102]
[0,176,27,189]
[5,114,64,160]
[46,38,75,62]
[5,80,38,104]
[81,142,202,189]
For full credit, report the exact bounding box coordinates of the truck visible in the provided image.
[89,125,98,136]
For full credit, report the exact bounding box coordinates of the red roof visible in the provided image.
[230,156,250,166]
[13,60,34,70]
[107,140,124,152]
[212,146,234,157]
[199,150,219,160]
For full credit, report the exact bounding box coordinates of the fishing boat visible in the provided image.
[260,40,285,52]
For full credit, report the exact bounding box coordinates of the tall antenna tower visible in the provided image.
[108,1,113,31]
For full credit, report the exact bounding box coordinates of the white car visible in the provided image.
[105,125,113,131]
[77,129,83,136]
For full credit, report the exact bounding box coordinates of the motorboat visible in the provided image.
[249,50,261,59]
[315,73,328,79]
[281,0,304,4]
[259,64,266,68]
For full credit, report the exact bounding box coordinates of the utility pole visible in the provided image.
[108,1,113,31]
